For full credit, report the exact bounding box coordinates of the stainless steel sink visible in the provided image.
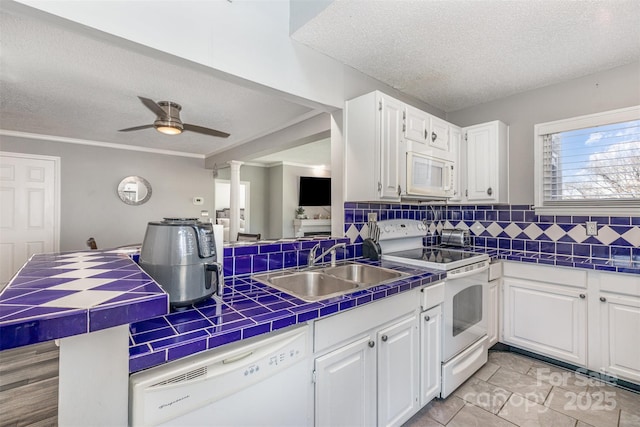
[323,263,405,285]
[253,270,358,302]
[252,263,408,302]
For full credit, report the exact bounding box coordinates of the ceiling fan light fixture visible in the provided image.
[155,125,183,135]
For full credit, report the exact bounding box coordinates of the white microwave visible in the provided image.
[405,152,455,199]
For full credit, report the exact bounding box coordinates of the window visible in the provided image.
[534,106,640,215]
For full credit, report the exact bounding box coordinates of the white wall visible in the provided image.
[0,135,214,251]
[281,164,331,238]
[15,0,443,117]
[446,61,640,205]
[216,165,270,236]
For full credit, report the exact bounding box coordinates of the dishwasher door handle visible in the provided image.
[222,351,254,364]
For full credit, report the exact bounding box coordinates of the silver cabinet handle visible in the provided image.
[378,182,382,192]
[579,294,586,299]
[600,296,607,302]
[487,187,493,196]
[424,129,428,140]
[381,335,388,342]
[431,132,437,142]
[424,316,430,321]
[368,340,375,348]
[397,185,401,196]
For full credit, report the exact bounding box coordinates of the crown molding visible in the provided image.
[0,130,205,159]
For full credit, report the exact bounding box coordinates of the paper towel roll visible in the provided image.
[212,224,224,265]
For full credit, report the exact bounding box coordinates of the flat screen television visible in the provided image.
[298,176,331,206]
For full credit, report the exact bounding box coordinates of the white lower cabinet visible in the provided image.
[591,271,640,384]
[419,305,441,406]
[502,262,587,366]
[313,288,426,427]
[314,335,376,427]
[377,315,420,427]
[314,313,420,427]
[487,262,502,347]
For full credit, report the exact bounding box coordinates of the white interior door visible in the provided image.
[0,152,59,287]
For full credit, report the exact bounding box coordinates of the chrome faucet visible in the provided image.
[308,242,347,267]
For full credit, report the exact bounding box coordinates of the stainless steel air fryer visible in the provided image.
[139,218,223,307]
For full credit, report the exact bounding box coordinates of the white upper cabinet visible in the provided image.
[429,116,450,153]
[404,104,429,145]
[461,120,509,204]
[345,91,404,201]
[404,105,451,160]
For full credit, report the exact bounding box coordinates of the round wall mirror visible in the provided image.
[117,176,152,205]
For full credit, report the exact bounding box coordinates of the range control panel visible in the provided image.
[377,219,427,241]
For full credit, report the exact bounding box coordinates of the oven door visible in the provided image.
[442,263,489,362]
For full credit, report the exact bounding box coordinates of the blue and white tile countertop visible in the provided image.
[0,250,168,351]
[128,258,445,373]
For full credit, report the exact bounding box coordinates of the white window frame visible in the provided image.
[534,105,640,215]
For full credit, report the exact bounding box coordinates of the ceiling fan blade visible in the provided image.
[183,123,230,138]
[138,96,166,117]
[118,124,154,132]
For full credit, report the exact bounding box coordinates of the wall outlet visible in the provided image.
[586,221,598,236]
[368,212,378,222]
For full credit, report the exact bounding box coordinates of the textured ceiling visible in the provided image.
[292,0,640,112]
[0,7,318,157]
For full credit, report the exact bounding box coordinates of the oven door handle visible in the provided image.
[446,261,490,280]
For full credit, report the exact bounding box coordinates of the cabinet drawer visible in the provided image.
[489,262,502,281]
[420,281,444,310]
[503,261,586,288]
[596,271,640,296]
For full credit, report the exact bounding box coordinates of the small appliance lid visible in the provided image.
[162,217,199,223]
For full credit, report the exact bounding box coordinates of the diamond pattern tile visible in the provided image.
[504,223,523,239]
[486,222,504,237]
[543,224,566,242]
[622,227,640,246]
[596,225,620,246]
[567,224,588,243]
[470,221,485,236]
[524,223,544,240]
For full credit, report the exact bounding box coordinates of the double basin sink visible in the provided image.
[252,263,408,302]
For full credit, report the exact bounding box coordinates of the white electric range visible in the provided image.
[376,219,490,398]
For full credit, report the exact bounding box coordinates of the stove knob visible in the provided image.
[384,225,392,233]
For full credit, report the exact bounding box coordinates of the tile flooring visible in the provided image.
[404,350,640,427]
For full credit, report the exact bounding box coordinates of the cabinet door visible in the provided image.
[429,116,450,152]
[379,95,404,199]
[404,104,429,144]
[420,305,441,406]
[448,126,464,202]
[487,279,500,347]
[315,336,376,427]
[503,277,587,366]
[377,314,420,427]
[599,293,640,383]
[466,123,497,201]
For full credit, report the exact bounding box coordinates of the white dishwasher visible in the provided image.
[129,325,313,426]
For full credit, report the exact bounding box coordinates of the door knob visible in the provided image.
[579,294,586,299]
[425,316,430,321]
[368,340,375,348]
[487,187,493,196]
[600,296,607,302]
[381,335,388,342]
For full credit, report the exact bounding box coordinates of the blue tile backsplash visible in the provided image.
[344,202,640,269]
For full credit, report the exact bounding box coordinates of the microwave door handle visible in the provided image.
[443,164,453,191]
